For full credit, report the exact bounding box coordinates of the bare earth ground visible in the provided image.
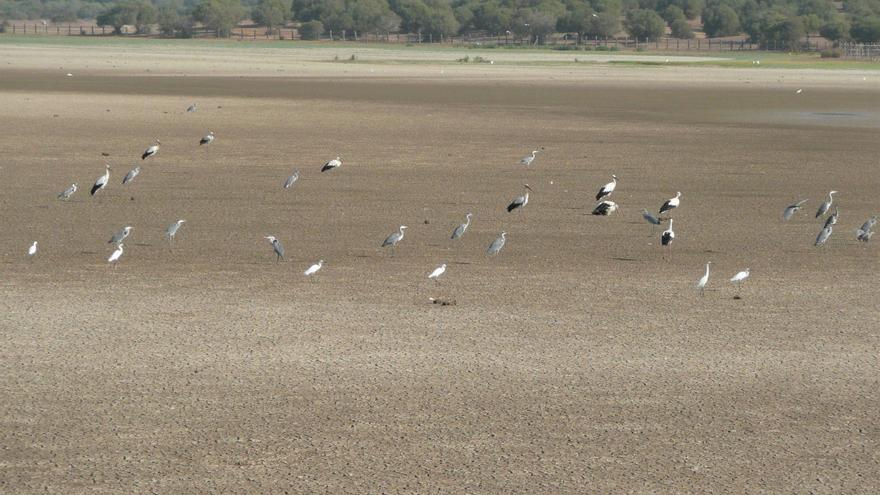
[0,42,879,493]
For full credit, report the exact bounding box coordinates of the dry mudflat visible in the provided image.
[0,41,879,493]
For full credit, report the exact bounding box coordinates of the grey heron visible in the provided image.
[109,226,132,245]
[592,200,618,216]
[519,149,541,166]
[822,207,839,229]
[696,261,711,296]
[57,183,77,200]
[27,241,38,257]
[91,165,110,196]
[659,192,681,216]
[451,213,472,240]
[304,260,324,277]
[730,268,750,294]
[856,216,876,242]
[199,131,214,146]
[122,166,140,185]
[108,243,124,268]
[815,191,837,218]
[428,264,447,281]
[186,103,197,113]
[595,175,618,201]
[815,226,833,247]
[321,157,342,172]
[382,226,407,256]
[782,199,808,221]
[283,170,300,189]
[165,220,185,248]
[487,231,507,255]
[141,139,160,160]
[264,236,284,262]
[507,184,532,213]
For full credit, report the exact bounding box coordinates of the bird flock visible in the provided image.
[30,101,876,299]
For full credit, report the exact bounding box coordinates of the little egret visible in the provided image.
[304,260,324,277]
[108,243,124,268]
[730,268,750,295]
[428,264,447,281]
[27,241,38,257]
[696,261,711,296]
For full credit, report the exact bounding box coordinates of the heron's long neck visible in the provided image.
[705,264,710,276]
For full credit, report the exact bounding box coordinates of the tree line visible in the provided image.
[2,0,879,45]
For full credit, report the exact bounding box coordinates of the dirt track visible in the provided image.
[1,45,879,493]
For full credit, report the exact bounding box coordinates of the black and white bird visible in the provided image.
[186,103,197,113]
[57,183,77,200]
[595,175,618,201]
[661,218,675,246]
[122,166,140,185]
[487,231,507,255]
[451,213,473,240]
[428,263,447,281]
[519,149,541,166]
[782,199,808,221]
[165,220,185,247]
[108,243,124,268]
[199,131,214,146]
[304,260,324,277]
[283,170,300,189]
[27,241,38,258]
[507,184,532,213]
[321,157,342,172]
[90,165,110,196]
[382,225,407,255]
[659,192,681,216]
[592,200,618,216]
[822,207,839,229]
[696,261,711,296]
[815,190,837,218]
[141,139,160,160]
[109,226,132,245]
[264,236,285,262]
[815,226,833,247]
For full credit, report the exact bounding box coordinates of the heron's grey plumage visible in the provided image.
[782,199,808,221]
[166,220,185,246]
[283,170,300,189]
[186,103,197,113]
[58,183,77,200]
[519,150,540,166]
[122,166,140,185]
[265,236,284,262]
[451,213,472,239]
[858,216,876,234]
[815,191,837,218]
[109,226,132,245]
[815,225,833,246]
[487,231,507,255]
[641,209,661,225]
[822,207,839,229]
[382,226,407,247]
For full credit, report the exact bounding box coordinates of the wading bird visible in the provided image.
[815,191,837,218]
[815,226,833,247]
[696,261,711,296]
[57,183,77,200]
[659,192,681,216]
[304,260,324,277]
[186,103,197,113]
[321,157,342,172]
[592,200,618,216]
[730,268,750,294]
[451,213,473,240]
[283,170,300,189]
[661,218,675,259]
[91,165,110,196]
[823,207,839,229]
[487,231,507,255]
[27,241,38,258]
[595,175,618,201]
[199,131,214,146]
[108,243,124,268]
[641,208,662,234]
[782,199,808,221]
[382,226,407,256]
[856,216,876,242]
[264,236,284,262]
[428,263,447,281]
[109,226,132,245]
[519,149,541,166]
[141,139,160,160]
[165,220,185,248]
[507,184,532,213]
[122,166,140,185]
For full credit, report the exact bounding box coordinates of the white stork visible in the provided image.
[595,175,618,201]
[141,139,160,160]
[659,191,681,216]
[592,200,618,216]
[199,131,214,146]
[321,157,342,172]
[507,184,532,213]
[91,165,110,196]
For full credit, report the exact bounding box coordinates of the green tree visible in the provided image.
[819,15,850,41]
[96,0,157,34]
[624,8,665,40]
[662,4,684,23]
[192,0,245,36]
[670,17,694,37]
[702,4,740,37]
[587,11,620,38]
[252,0,289,31]
[851,16,880,42]
[298,18,323,38]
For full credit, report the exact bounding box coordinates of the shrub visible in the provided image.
[670,18,695,38]
[624,9,666,41]
[820,48,843,58]
[298,19,323,39]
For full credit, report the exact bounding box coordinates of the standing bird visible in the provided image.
[659,192,681,216]
[696,261,711,296]
[592,200,619,216]
[109,226,132,245]
[108,243,124,268]
[264,236,285,262]
[165,220,186,248]
[451,213,473,240]
[141,139,160,160]
[815,225,833,247]
[595,175,618,201]
[91,165,110,196]
[487,231,507,255]
[641,208,662,234]
[856,215,876,242]
[304,260,324,277]
[321,157,342,172]
[822,207,839,229]
[57,183,77,200]
[782,199,808,221]
[122,166,140,185]
[815,191,837,218]
[382,226,407,256]
[661,219,675,260]
[199,131,214,146]
[428,263,447,281]
[519,149,541,166]
[730,268,750,294]
[27,241,38,258]
[186,103,197,113]
[283,170,300,189]
[507,184,532,213]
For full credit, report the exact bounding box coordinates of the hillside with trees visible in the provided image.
[2,0,879,44]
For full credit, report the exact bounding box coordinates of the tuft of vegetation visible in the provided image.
[820,47,843,57]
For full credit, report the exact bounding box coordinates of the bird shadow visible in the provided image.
[611,257,639,262]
